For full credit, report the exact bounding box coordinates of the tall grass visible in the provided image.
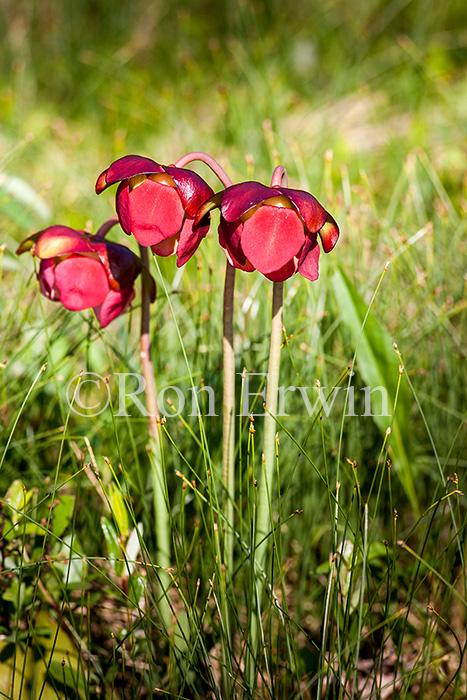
[1,0,466,698]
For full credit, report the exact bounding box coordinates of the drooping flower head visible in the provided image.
[196,181,339,281]
[96,155,214,266]
[17,225,155,328]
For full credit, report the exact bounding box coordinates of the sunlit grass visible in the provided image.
[0,0,466,697]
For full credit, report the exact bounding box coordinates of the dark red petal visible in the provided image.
[218,218,249,268]
[221,181,278,223]
[194,191,223,227]
[264,258,298,281]
[319,211,340,252]
[276,187,327,233]
[95,155,164,193]
[90,239,141,291]
[218,223,252,271]
[35,226,91,259]
[129,178,185,246]
[94,286,135,328]
[176,217,209,267]
[151,234,179,257]
[164,166,214,217]
[298,236,320,281]
[38,258,59,300]
[240,206,305,274]
[116,182,132,234]
[54,256,109,311]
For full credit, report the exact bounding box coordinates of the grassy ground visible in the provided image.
[0,1,466,698]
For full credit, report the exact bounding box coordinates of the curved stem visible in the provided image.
[271,166,288,187]
[174,152,233,189]
[94,216,119,239]
[139,245,171,627]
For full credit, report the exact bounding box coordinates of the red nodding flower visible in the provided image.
[195,181,339,281]
[96,155,214,266]
[16,225,155,328]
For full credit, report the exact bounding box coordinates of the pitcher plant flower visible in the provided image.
[16,224,155,327]
[196,181,339,281]
[96,155,214,266]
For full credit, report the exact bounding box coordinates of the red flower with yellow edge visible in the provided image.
[17,225,155,328]
[196,181,339,281]
[96,155,214,266]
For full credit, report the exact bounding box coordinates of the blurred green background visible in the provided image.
[2,0,466,222]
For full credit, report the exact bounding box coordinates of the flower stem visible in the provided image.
[174,152,233,190]
[95,216,119,238]
[222,260,236,575]
[271,166,288,187]
[256,281,283,563]
[175,152,237,575]
[139,245,171,628]
[248,280,284,687]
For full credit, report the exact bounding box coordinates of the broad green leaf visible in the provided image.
[108,484,129,538]
[127,571,145,606]
[332,267,418,514]
[4,479,35,524]
[0,611,86,699]
[53,535,87,587]
[51,494,75,538]
[101,516,124,577]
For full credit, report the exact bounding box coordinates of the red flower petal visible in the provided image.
[35,226,92,259]
[193,191,223,228]
[264,258,298,281]
[218,223,253,271]
[218,219,249,267]
[54,256,109,311]
[298,236,320,281]
[318,212,340,253]
[276,187,327,233]
[94,286,135,328]
[151,234,179,257]
[176,217,210,267]
[221,181,278,223]
[129,178,185,246]
[240,206,305,274]
[90,239,141,291]
[38,258,59,300]
[116,182,132,234]
[95,155,164,193]
[164,166,214,217]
